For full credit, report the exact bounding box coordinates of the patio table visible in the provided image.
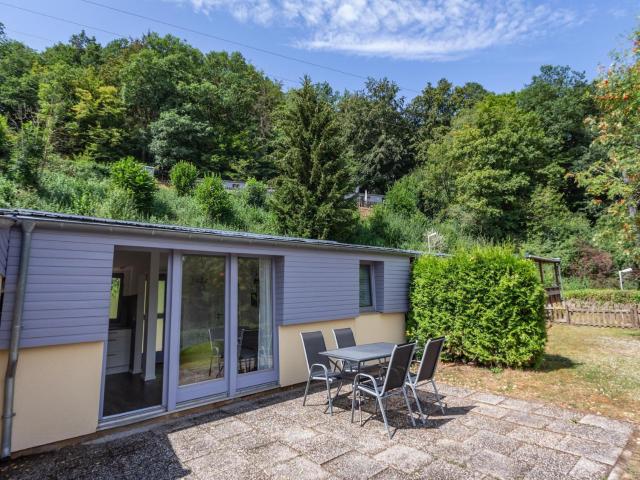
[319,342,396,375]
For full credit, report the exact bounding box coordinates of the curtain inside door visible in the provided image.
[257,258,273,370]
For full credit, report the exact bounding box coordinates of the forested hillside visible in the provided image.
[0,23,638,287]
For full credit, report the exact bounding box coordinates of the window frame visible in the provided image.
[359,261,376,312]
[109,273,125,324]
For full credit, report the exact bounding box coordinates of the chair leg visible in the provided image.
[402,386,416,427]
[351,387,356,423]
[208,356,213,377]
[431,379,446,414]
[409,383,427,425]
[325,377,334,415]
[377,396,392,439]
[302,374,312,406]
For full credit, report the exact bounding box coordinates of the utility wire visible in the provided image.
[0,2,125,38]
[4,28,56,43]
[78,0,420,94]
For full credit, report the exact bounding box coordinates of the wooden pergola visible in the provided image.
[525,254,562,304]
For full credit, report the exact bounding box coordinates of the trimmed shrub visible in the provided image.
[194,174,232,222]
[110,156,157,212]
[0,115,11,162]
[0,174,16,207]
[564,289,640,304]
[170,161,198,196]
[407,246,546,367]
[243,178,267,207]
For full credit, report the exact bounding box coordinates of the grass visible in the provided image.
[437,324,640,478]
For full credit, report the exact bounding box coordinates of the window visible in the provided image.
[109,274,124,324]
[359,263,374,309]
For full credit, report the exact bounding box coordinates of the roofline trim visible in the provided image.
[0,209,422,257]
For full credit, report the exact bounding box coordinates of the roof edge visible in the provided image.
[0,209,422,257]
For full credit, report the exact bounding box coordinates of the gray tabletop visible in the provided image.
[319,342,395,363]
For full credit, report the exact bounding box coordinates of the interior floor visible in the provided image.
[103,365,163,417]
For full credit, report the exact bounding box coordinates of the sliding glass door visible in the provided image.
[236,257,276,389]
[174,253,276,404]
[177,255,228,399]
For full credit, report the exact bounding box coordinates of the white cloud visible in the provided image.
[174,0,578,60]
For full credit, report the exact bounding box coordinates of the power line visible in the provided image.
[77,0,420,94]
[4,28,56,43]
[0,2,125,38]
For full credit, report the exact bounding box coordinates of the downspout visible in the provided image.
[1,220,35,460]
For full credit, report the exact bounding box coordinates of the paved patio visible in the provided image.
[1,382,634,479]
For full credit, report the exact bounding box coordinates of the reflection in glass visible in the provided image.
[237,257,273,374]
[179,255,226,385]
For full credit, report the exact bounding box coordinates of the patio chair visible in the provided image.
[351,342,416,438]
[405,337,446,424]
[332,327,386,377]
[301,331,343,415]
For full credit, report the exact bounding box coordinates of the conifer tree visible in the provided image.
[271,77,356,240]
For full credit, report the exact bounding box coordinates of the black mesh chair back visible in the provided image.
[333,328,356,349]
[382,342,415,393]
[301,331,331,372]
[416,337,445,383]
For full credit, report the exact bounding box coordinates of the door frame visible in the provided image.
[167,250,279,409]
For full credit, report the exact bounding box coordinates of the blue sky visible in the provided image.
[1,0,638,97]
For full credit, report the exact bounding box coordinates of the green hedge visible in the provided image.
[407,246,546,367]
[563,289,640,304]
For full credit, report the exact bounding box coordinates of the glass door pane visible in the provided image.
[179,255,226,386]
[237,257,273,375]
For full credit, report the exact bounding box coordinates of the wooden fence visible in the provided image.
[545,301,640,328]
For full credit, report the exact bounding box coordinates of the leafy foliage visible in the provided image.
[170,161,198,196]
[10,121,47,187]
[194,174,232,222]
[243,177,267,207]
[110,156,156,212]
[407,246,547,367]
[563,289,640,304]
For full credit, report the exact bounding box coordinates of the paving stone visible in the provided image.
[469,392,506,405]
[568,457,610,480]
[534,405,583,421]
[431,418,476,442]
[369,467,412,480]
[263,456,330,480]
[507,425,566,449]
[202,418,254,441]
[463,430,522,456]
[245,441,300,466]
[434,384,475,398]
[293,433,353,464]
[419,458,484,480]
[323,451,386,479]
[373,443,433,473]
[269,422,320,446]
[557,435,623,466]
[472,403,509,419]
[166,427,224,462]
[546,419,630,447]
[498,397,541,412]
[512,443,579,476]
[426,438,476,466]
[458,412,517,435]
[502,411,551,429]
[578,414,635,436]
[467,449,529,480]
[186,449,252,479]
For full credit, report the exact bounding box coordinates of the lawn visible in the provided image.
[437,323,640,478]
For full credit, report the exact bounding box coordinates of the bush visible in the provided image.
[10,121,45,187]
[110,156,157,212]
[564,289,640,304]
[100,187,140,220]
[243,178,267,207]
[170,161,198,196]
[407,246,546,367]
[0,115,11,162]
[194,175,232,222]
[0,174,16,207]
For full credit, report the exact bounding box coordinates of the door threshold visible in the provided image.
[98,405,166,430]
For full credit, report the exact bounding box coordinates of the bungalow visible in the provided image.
[0,209,415,457]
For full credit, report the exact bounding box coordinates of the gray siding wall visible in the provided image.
[280,251,359,325]
[0,229,114,348]
[0,225,9,276]
[0,223,412,347]
[382,257,411,313]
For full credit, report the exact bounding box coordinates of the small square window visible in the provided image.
[359,264,373,309]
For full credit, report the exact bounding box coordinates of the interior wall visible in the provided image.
[278,312,406,387]
[0,342,104,452]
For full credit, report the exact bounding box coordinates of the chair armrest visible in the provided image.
[354,372,380,395]
[309,363,329,377]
